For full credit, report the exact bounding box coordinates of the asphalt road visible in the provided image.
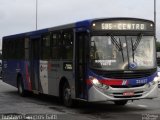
[0,80,160,120]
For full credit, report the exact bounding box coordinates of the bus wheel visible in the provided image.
[17,76,26,97]
[62,82,73,107]
[114,100,128,106]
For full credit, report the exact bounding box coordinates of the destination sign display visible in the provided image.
[92,20,154,31]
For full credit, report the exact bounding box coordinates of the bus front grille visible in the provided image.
[112,91,144,98]
[113,95,142,98]
[110,84,145,88]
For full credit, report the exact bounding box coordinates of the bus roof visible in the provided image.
[3,17,154,39]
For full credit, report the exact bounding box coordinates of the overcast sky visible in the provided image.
[0,0,160,49]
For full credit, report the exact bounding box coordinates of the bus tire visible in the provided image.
[114,100,128,106]
[62,82,73,107]
[17,76,26,97]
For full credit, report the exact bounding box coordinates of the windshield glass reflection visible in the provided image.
[90,36,156,70]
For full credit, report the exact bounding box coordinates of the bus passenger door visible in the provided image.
[75,31,89,99]
[29,37,41,92]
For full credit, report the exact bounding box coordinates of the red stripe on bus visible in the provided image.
[101,80,123,86]
[86,80,92,85]
[25,63,32,91]
[86,79,123,86]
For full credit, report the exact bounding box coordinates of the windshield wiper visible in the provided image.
[110,35,122,51]
[110,35,124,62]
[133,34,143,51]
[131,34,143,62]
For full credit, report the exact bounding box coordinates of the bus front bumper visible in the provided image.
[88,83,158,102]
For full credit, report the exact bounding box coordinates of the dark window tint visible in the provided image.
[51,32,61,59]
[2,37,24,60]
[16,38,24,59]
[41,34,51,60]
[51,29,73,60]
[62,30,73,59]
[25,38,29,60]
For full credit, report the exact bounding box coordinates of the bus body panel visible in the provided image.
[3,60,22,87]
[88,83,158,102]
[87,70,158,101]
[2,60,32,90]
[47,60,74,97]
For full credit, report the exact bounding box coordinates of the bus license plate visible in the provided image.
[123,91,134,96]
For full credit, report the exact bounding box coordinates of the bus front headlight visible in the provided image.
[157,72,160,77]
[147,76,159,88]
[92,78,101,86]
[91,78,109,90]
[153,76,160,84]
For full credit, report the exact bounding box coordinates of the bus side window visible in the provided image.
[62,30,73,60]
[16,38,25,60]
[2,40,7,60]
[41,34,51,60]
[7,40,16,59]
[25,38,29,60]
[51,32,61,59]
[51,30,73,60]
[2,39,12,60]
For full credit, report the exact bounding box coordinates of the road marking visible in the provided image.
[137,105,148,108]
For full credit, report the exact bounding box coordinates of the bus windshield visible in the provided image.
[90,36,156,70]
